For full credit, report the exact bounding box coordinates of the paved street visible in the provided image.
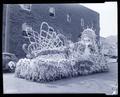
[3,62,118,95]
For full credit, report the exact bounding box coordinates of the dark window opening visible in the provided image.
[49,7,55,17]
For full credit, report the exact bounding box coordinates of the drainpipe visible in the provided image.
[4,4,9,53]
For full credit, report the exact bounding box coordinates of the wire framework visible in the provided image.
[22,22,65,57]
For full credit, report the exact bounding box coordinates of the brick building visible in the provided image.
[2,4,100,58]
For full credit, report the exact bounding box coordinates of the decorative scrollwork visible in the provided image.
[22,22,66,58]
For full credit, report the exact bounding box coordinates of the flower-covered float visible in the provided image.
[15,22,109,82]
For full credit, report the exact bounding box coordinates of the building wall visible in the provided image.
[2,4,100,58]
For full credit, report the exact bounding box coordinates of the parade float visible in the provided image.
[14,21,109,82]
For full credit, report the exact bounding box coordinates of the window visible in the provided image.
[81,18,84,27]
[67,14,71,23]
[22,23,28,31]
[22,23,32,32]
[49,7,55,17]
[19,4,32,11]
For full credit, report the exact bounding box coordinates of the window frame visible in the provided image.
[81,18,84,27]
[19,4,32,12]
[49,7,56,18]
[67,13,71,23]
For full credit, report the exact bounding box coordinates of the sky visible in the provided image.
[80,2,117,38]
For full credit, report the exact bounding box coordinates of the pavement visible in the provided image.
[3,62,118,95]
